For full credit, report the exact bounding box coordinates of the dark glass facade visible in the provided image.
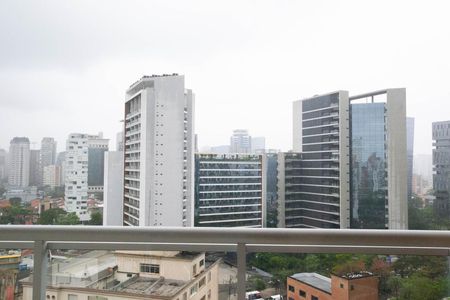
[285,93,341,228]
[194,154,263,227]
[88,148,107,186]
[350,103,387,229]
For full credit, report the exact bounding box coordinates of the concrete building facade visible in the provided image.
[194,153,265,228]
[104,151,124,226]
[8,137,30,188]
[291,91,350,228]
[43,165,62,188]
[40,137,57,168]
[29,149,41,186]
[0,149,7,181]
[65,133,109,221]
[432,120,450,216]
[123,74,195,227]
[406,117,415,201]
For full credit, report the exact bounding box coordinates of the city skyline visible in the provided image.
[1,1,450,155]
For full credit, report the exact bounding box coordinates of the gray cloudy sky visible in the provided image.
[1,0,449,154]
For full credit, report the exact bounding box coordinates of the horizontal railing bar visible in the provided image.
[1,226,450,250]
[0,241,34,249]
[47,242,236,252]
[246,245,450,256]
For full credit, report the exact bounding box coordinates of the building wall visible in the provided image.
[0,149,7,180]
[29,149,42,186]
[287,277,332,300]
[406,117,415,200]
[385,88,408,229]
[8,137,30,187]
[330,275,378,300]
[65,134,90,221]
[123,74,194,227]
[43,165,61,188]
[288,91,347,229]
[103,151,124,226]
[195,153,264,227]
[432,120,450,216]
[41,137,57,168]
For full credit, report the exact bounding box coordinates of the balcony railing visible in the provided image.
[2,226,450,300]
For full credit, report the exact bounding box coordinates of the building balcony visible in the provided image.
[2,226,450,300]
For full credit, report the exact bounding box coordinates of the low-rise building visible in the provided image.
[287,272,378,300]
[22,250,219,300]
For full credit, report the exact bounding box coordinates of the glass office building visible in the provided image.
[350,103,387,229]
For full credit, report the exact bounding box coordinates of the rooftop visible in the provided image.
[290,272,331,294]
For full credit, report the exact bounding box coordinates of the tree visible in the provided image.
[398,274,447,300]
[88,212,103,225]
[38,208,67,225]
[56,212,80,225]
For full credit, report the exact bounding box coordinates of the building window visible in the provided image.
[200,296,206,300]
[190,283,198,296]
[183,293,187,300]
[88,297,108,300]
[340,283,344,288]
[199,276,206,288]
[199,259,205,267]
[208,272,211,282]
[140,263,160,274]
[68,295,78,300]
[288,285,295,292]
[193,264,197,275]
[299,290,306,297]
[311,296,319,300]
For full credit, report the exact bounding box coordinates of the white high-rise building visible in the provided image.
[230,129,251,153]
[41,137,57,168]
[103,151,124,226]
[43,165,61,188]
[123,74,195,227]
[251,136,266,153]
[0,149,7,180]
[65,133,109,221]
[8,137,31,187]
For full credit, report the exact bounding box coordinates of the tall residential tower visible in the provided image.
[123,74,195,227]
[8,137,31,188]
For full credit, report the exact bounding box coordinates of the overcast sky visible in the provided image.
[1,0,449,154]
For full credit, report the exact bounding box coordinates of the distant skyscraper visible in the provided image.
[43,165,61,188]
[8,137,30,187]
[29,149,42,186]
[0,149,7,181]
[285,89,407,229]
[230,129,251,153]
[251,136,266,153]
[56,151,66,187]
[65,133,109,221]
[40,137,57,168]
[123,74,195,227]
[432,121,450,216]
[104,151,124,226]
[210,145,230,154]
[406,117,415,200]
[194,153,265,227]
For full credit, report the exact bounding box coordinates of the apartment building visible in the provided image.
[8,137,30,187]
[123,74,195,227]
[65,133,109,221]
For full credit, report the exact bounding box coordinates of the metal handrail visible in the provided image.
[1,226,450,299]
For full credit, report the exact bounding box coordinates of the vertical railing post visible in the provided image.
[237,243,246,300]
[33,240,48,300]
